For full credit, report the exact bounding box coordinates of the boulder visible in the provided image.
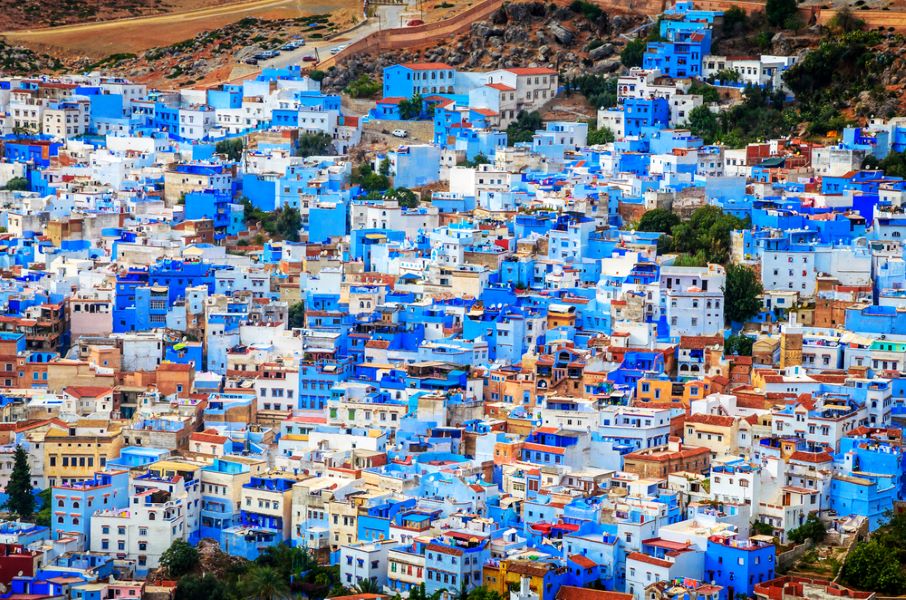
[593,57,622,74]
[589,42,614,60]
[546,21,575,46]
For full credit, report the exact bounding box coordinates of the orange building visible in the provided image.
[623,437,711,478]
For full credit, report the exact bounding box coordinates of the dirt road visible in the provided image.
[3,0,359,57]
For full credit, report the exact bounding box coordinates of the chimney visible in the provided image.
[667,436,681,452]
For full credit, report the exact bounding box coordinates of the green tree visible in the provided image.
[296,132,334,158]
[351,579,381,594]
[787,514,827,544]
[863,151,906,178]
[351,164,390,193]
[159,539,200,578]
[275,207,302,242]
[386,187,419,208]
[725,333,754,356]
[687,81,719,103]
[710,68,740,83]
[379,157,391,176]
[308,70,326,82]
[840,539,906,595]
[724,263,763,325]
[408,583,441,600]
[620,38,646,68]
[460,153,491,167]
[637,208,679,234]
[751,520,775,537]
[288,302,305,329]
[656,234,674,254]
[344,74,381,98]
[686,105,720,143]
[766,0,797,27]
[2,177,28,192]
[398,94,423,120]
[672,252,708,267]
[467,588,502,600]
[506,111,543,144]
[587,124,615,146]
[176,574,229,600]
[829,6,865,32]
[569,0,602,22]
[4,446,34,519]
[721,5,748,36]
[671,206,745,264]
[569,75,618,109]
[34,488,51,526]
[240,566,291,600]
[215,138,244,162]
[256,543,316,582]
[782,32,881,112]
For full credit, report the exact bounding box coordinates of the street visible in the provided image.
[257,3,407,71]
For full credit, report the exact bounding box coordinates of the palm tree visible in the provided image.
[352,578,381,594]
[240,566,290,600]
[257,543,314,581]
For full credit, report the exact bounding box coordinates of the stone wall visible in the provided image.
[777,539,814,572]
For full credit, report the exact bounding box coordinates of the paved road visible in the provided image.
[256,3,405,71]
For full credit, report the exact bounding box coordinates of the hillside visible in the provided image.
[0,0,226,31]
[322,2,646,95]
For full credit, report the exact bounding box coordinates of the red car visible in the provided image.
[407,19,424,26]
[302,55,317,62]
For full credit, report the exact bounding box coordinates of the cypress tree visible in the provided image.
[4,446,34,519]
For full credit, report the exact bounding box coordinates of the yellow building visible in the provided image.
[635,377,711,406]
[684,414,741,457]
[144,458,205,481]
[780,332,803,368]
[484,556,567,600]
[43,420,124,486]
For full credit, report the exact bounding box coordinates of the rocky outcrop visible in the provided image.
[323,2,645,93]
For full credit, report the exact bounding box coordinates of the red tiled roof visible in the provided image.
[627,552,673,568]
[789,450,833,463]
[471,108,498,117]
[427,543,463,556]
[64,386,112,398]
[642,538,691,551]
[486,83,516,91]
[378,97,407,105]
[556,586,632,600]
[506,67,557,75]
[190,429,228,445]
[401,62,453,70]
[569,554,597,568]
[686,414,736,427]
[680,334,723,349]
[523,442,566,455]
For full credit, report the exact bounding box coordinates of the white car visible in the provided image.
[330,44,348,55]
[392,129,408,138]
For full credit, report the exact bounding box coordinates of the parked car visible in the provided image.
[407,19,424,26]
[330,44,348,55]
[243,57,259,65]
[282,39,305,50]
[392,129,408,138]
[302,55,318,62]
